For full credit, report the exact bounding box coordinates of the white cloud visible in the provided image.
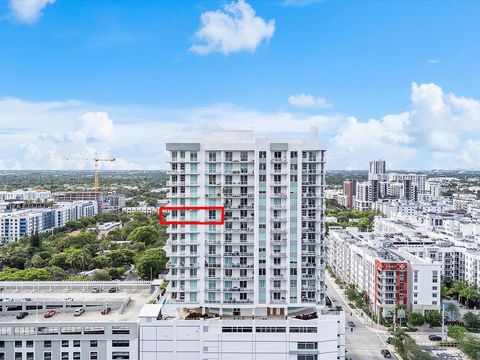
[189,0,275,55]
[9,0,56,24]
[72,112,115,143]
[288,93,332,108]
[2,82,480,170]
[428,59,440,64]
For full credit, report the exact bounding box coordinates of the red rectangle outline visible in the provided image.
[158,206,225,225]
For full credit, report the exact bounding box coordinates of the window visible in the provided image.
[61,354,69,360]
[62,340,69,347]
[222,327,252,333]
[44,353,52,360]
[15,353,22,360]
[256,327,286,333]
[84,326,104,334]
[73,340,80,347]
[290,327,317,333]
[297,355,318,360]
[90,352,98,360]
[112,327,130,335]
[112,340,130,347]
[298,342,318,350]
[15,341,22,348]
[112,352,130,360]
[26,341,33,348]
[26,353,34,360]
[90,340,98,348]
[73,353,80,360]
[44,341,51,348]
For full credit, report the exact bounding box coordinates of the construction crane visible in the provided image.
[65,154,116,191]
[93,156,116,192]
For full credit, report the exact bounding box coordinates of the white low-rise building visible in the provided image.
[139,304,344,360]
[326,227,441,315]
[0,201,98,244]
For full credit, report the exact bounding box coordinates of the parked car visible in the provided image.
[101,307,111,315]
[16,312,29,319]
[44,310,56,318]
[22,297,31,301]
[73,308,85,317]
[386,337,394,344]
[428,335,442,341]
[348,321,356,327]
[91,287,101,293]
[108,287,118,293]
[64,297,74,301]
[381,349,392,358]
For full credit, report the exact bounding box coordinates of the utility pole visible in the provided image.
[441,302,446,341]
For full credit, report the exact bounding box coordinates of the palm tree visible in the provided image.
[460,287,479,308]
[450,280,468,301]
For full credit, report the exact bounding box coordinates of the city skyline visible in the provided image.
[2,0,480,170]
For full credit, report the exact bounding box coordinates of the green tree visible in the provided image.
[49,253,68,269]
[107,249,135,268]
[460,286,480,307]
[424,310,442,327]
[64,247,92,271]
[0,267,53,281]
[127,225,158,246]
[135,248,167,280]
[26,254,45,268]
[90,255,109,269]
[108,267,125,280]
[92,269,111,281]
[29,231,41,248]
[44,266,68,280]
[407,312,425,327]
[448,325,467,341]
[464,312,479,329]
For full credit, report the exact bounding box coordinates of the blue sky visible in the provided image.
[1,0,480,170]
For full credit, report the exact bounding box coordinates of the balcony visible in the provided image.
[222,299,254,304]
[271,158,287,163]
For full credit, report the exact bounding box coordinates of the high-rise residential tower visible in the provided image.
[165,130,325,310]
[142,131,345,360]
[368,159,386,181]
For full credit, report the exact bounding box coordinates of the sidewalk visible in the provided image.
[326,272,402,359]
[326,272,387,331]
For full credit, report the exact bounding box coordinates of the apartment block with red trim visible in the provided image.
[326,227,441,317]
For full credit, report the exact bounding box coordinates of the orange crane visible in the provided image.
[65,154,116,191]
[93,156,116,192]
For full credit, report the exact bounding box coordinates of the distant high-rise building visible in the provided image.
[342,179,357,208]
[368,159,386,181]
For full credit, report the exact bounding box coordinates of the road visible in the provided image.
[325,274,393,360]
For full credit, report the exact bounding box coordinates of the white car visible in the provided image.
[73,308,85,317]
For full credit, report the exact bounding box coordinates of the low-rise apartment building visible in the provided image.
[0,201,98,244]
[326,227,441,316]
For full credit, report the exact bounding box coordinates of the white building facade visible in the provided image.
[149,131,345,360]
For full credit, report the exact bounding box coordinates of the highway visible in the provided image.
[325,274,394,360]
